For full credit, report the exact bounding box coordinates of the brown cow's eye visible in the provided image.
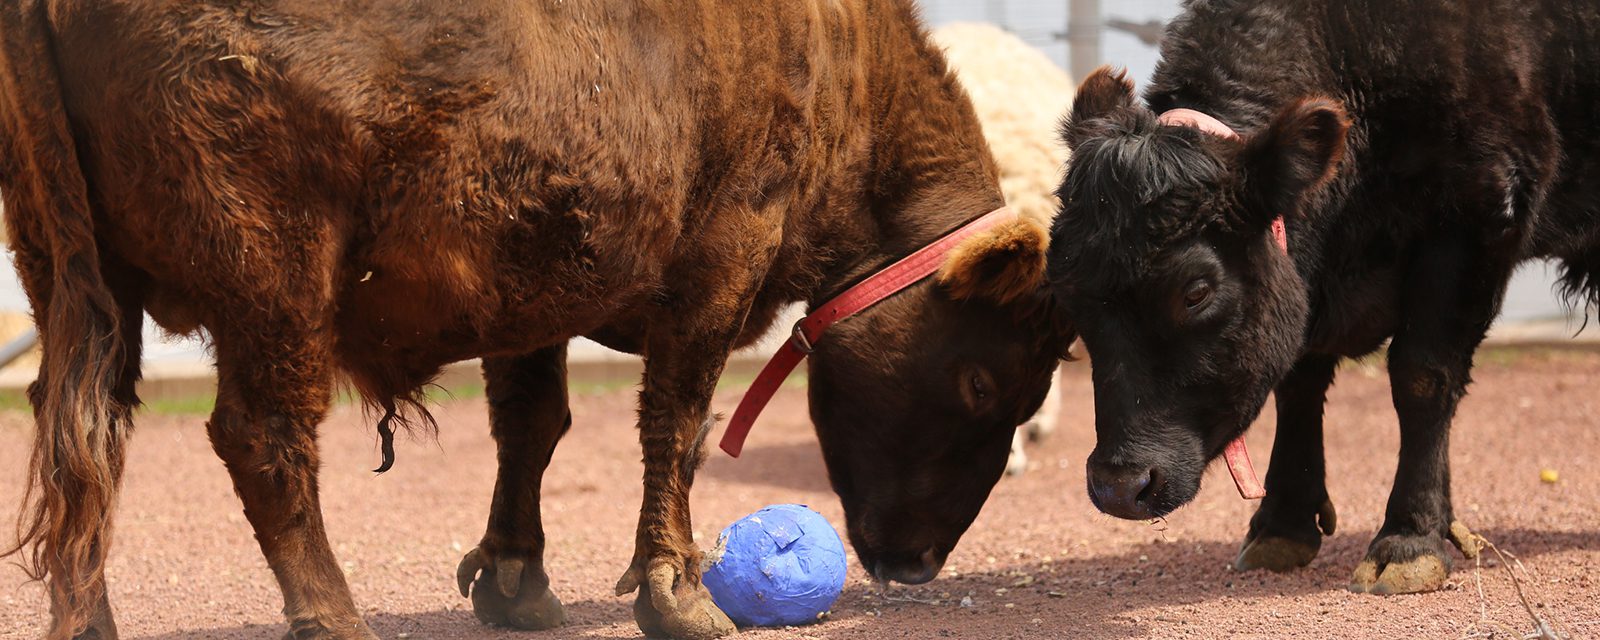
[1183,279,1213,311]
[970,373,989,400]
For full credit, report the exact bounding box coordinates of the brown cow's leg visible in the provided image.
[613,328,748,638]
[456,346,569,630]
[207,329,373,639]
[615,356,736,640]
[1235,354,1339,572]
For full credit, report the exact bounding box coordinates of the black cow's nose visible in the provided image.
[1086,461,1163,520]
[871,547,943,585]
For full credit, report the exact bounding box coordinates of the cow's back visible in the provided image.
[44,0,876,390]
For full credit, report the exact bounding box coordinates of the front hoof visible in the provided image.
[457,547,566,630]
[1347,530,1456,595]
[626,562,736,639]
[1235,497,1335,572]
[1234,536,1319,572]
[283,619,377,640]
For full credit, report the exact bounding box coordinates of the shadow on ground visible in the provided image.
[130,527,1600,640]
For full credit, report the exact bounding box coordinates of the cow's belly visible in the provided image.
[1304,266,1402,358]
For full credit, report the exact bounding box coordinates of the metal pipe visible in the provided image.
[1067,0,1101,81]
[0,326,36,369]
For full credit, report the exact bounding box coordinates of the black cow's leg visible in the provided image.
[1350,234,1507,595]
[457,345,570,630]
[1235,353,1339,572]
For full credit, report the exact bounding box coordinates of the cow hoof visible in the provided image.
[457,547,566,630]
[282,618,378,640]
[1347,530,1456,595]
[623,561,736,639]
[74,624,118,640]
[1234,497,1335,572]
[1234,536,1319,572]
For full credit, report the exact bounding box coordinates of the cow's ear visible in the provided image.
[1238,97,1349,224]
[1063,66,1136,150]
[938,217,1049,305]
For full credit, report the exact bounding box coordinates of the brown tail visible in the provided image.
[0,1,133,637]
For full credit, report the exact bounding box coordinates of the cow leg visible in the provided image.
[1235,354,1339,572]
[612,324,756,638]
[613,344,738,640]
[1009,366,1065,476]
[1349,234,1508,595]
[207,327,372,639]
[1005,429,1029,476]
[456,346,570,630]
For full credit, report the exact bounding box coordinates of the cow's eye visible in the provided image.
[1182,279,1213,311]
[960,366,996,414]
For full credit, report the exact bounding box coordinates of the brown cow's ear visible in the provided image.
[1238,97,1349,224]
[938,217,1049,305]
[1062,66,1136,150]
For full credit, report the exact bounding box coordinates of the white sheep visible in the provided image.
[931,22,1075,476]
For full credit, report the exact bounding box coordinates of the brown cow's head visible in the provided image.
[1047,68,1346,520]
[808,215,1073,584]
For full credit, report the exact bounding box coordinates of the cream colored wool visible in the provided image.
[931,22,1074,228]
[932,24,1076,473]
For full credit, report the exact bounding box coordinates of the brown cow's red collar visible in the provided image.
[719,206,1017,458]
[1160,107,1287,501]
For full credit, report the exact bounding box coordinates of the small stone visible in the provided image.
[959,596,974,608]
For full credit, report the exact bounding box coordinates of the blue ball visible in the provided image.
[702,504,847,627]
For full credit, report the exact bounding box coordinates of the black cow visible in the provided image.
[1048,0,1597,595]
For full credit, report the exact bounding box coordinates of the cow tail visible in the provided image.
[0,1,133,637]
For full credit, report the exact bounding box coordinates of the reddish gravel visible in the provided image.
[3,349,1598,639]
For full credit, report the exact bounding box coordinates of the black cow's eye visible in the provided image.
[1182,279,1213,311]
[970,373,989,400]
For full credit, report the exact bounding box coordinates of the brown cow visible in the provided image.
[0,0,1072,639]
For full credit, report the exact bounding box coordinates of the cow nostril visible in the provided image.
[1087,461,1162,520]
[1136,467,1163,507]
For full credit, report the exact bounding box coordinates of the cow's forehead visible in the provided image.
[1054,130,1226,291]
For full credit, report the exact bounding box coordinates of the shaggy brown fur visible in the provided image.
[0,1,1071,638]
[938,218,1050,305]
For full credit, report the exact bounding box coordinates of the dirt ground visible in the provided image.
[2,349,1597,639]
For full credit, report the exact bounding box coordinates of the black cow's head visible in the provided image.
[1047,68,1347,520]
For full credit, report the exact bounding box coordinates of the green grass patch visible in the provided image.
[140,394,216,416]
[0,367,807,419]
[0,389,31,413]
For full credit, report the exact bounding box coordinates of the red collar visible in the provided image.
[1160,107,1285,500]
[718,206,1018,457]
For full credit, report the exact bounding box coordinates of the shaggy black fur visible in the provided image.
[1049,0,1600,589]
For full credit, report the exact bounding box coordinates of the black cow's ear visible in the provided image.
[1238,97,1349,224]
[1062,66,1136,150]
